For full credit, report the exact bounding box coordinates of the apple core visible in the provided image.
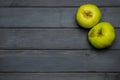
[89,28,102,37]
[83,11,93,18]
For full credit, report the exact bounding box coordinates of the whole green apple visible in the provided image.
[88,22,116,49]
[76,4,101,29]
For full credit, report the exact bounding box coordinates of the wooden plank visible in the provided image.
[0,29,119,50]
[105,73,120,80]
[0,8,120,28]
[1,0,120,7]
[0,73,119,80]
[0,50,120,72]
[0,0,13,6]
[0,73,115,80]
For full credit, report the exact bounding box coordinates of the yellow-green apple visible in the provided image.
[76,4,101,29]
[88,22,116,49]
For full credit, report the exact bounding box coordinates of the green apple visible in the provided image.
[88,22,116,49]
[76,4,101,29]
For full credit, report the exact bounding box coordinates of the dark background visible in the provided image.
[0,0,120,80]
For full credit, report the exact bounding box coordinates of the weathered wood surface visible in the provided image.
[0,73,119,80]
[0,50,120,72]
[0,29,119,49]
[0,8,120,28]
[0,0,120,7]
[0,0,14,7]
[0,0,120,80]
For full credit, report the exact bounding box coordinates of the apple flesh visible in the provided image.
[88,22,116,49]
[76,4,101,29]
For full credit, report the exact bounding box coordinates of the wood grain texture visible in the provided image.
[0,8,120,28]
[0,73,113,80]
[0,0,120,7]
[0,73,119,80]
[0,29,119,49]
[0,50,120,72]
[0,0,14,6]
[0,1,120,79]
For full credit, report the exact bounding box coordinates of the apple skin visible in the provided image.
[76,4,101,29]
[88,22,116,49]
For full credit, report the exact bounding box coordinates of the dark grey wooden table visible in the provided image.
[0,0,120,80]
